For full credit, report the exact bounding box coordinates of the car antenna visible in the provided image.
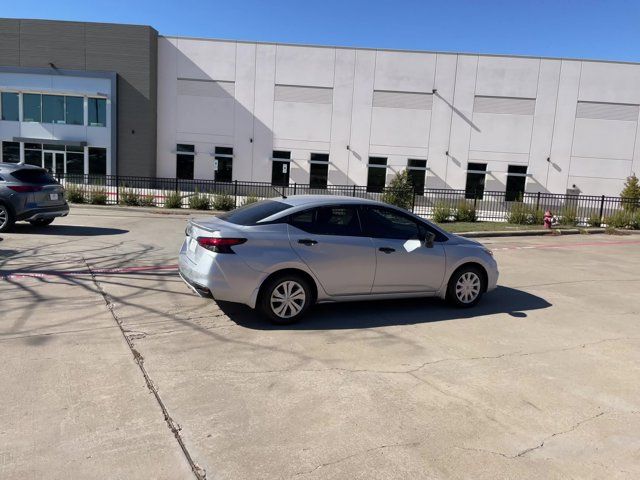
[271,185,287,199]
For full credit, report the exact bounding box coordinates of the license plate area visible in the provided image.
[50,193,59,201]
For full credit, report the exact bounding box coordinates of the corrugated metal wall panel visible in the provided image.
[473,96,536,115]
[372,90,433,110]
[576,101,639,121]
[274,85,333,104]
[178,79,235,97]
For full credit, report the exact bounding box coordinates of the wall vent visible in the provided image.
[473,96,535,115]
[274,85,333,104]
[576,101,639,122]
[372,90,433,110]
[177,79,235,97]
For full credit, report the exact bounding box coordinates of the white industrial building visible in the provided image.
[2,19,640,197]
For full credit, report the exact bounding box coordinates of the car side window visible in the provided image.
[362,206,420,240]
[289,205,362,236]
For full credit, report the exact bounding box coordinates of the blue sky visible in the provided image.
[3,0,640,62]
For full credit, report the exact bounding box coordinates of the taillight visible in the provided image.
[8,185,43,193]
[196,237,246,254]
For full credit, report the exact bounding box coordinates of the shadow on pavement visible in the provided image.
[219,286,552,330]
[9,224,128,236]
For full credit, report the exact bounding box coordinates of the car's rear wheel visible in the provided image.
[29,218,55,227]
[259,274,313,324]
[446,265,486,307]
[0,204,15,233]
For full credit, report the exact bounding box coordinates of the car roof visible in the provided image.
[278,194,384,207]
[0,163,44,172]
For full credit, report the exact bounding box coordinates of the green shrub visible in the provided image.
[213,194,236,211]
[164,191,182,209]
[587,213,602,228]
[558,207,578,226]
[241,195,259,206]
[188,193,211,210]
[506,203,531,225]
[89,188,107,205]
[605,210,629,229]
[139,194,155,207]
[620,174,640,211]
[381,170,414,210]
[454,201,477,222]
[64,184,85,203]
[531,208,545,226]
[432,202,452,223]
[120,189,141,206]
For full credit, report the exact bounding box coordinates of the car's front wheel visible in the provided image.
[0,203,15,233]
[29,218,55,227]
[446,265,486,307]
[259,274,313,324]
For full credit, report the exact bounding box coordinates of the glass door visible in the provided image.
[43,151,65,174]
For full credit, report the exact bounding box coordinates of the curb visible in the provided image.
[70,204,223,216]
[459,228,606,238]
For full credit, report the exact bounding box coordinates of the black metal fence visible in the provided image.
[54,173,633,226]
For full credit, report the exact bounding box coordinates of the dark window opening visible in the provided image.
[271,151,291,187]
[310,153,329,189]
[465,163,487,200]
[215,146,233,182]
[176,144,194,180]
[505,165,528,201]
[88,98,106,127]
[23,93,42,122]
[24,144,42,167]
[66,152,84,175]
[65,96,84,125]
[407,159,427,195]
[1,92,19,121]
[1,141,20,163]
[88,147,107,175]
[367,157,387,193]
[42,95,65,124]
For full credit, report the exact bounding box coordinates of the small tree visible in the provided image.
[620,174,640,211]
[382,170,414,210]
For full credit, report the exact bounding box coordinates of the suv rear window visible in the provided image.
[217,199,291,225]
[11,168,58,185]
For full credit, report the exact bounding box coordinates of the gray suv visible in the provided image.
[0,163,69,232]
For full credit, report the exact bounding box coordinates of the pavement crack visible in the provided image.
[82,256,206,480]
[293,441,420,477]
[457,411,607,459]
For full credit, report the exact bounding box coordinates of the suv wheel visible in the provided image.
[446,265,486,308]
[0,204,15,233]
[29,218,55,227]
[259,274,313,324]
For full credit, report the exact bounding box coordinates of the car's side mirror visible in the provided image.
[423,231,436,248]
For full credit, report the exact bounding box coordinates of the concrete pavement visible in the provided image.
[1,206,639,479]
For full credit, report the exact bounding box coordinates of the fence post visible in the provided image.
[599,195,605,222]
[536,191,541,210]
[411,191,416,213]
[234,180,238,206]
[174,176,178,193]
[352,185,356,197]
[115,173,119,205]
[294,182,297,195]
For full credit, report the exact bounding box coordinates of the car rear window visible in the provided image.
[11,168,58,185]
[217,199,291,225]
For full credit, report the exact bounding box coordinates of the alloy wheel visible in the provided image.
[270,280,306,319]
[455,271,481,304]
[0,206,7,230]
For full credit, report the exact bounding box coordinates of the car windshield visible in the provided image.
[11,168,58,185]
[217,199,291,225]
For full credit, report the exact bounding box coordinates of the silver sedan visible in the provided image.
[178,195,498,323]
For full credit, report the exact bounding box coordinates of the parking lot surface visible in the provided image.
[1,206,639,479]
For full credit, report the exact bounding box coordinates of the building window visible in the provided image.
[176,144,195,180]
[42,95,65,124]
[505,165,528,201]
[407,159,427,195]
[1,141,20,163]
[214,146,233,182]
[465,163,487,200]
[367,157,387,193]
[24,143,42,167]
[66,146,85,175]
[23,94,42,122]
[309,153,329,189]
[65,96,84,125]
[1,92,19,121]
[88,98,107,127]
[271,150,290,187]
[89,147,107,175]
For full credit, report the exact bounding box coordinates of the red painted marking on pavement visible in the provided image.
[2,264,178,280]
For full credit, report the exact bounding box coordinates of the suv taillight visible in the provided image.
[196,237,246,254]
[8,185,43,193]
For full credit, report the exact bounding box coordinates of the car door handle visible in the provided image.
[379,247,396,254]
[298,239,318,246]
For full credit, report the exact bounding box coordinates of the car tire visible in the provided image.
[446,265,486,308]
[29,218,55,227]
[0,203,15,233]
[258,273,313,324]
